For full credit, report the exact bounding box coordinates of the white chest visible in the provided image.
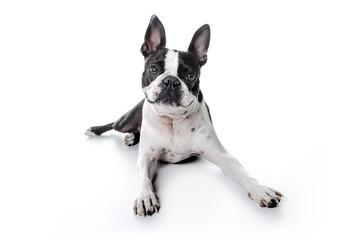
[140,101,215,163]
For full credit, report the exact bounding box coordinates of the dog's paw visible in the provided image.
[84,128,98,137]
[124,133,136,146]
[247,184,283,208]
[133,191,160,217]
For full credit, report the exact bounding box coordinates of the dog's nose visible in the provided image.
[163,76,181,88]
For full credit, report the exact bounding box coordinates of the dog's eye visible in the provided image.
[186,73,196,81]
[149,66,159,75]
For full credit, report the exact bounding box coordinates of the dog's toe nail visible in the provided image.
[154,205,160,213]
[260,200,268,207]
[275,191,284,197]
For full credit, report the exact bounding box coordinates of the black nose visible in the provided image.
[163,76,181,89]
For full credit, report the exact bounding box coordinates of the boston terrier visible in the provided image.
[85,15,283,217]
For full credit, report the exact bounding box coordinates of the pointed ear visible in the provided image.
[141,15,166,57]
[188,24,210,66]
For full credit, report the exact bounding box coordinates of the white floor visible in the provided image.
[1,1,360,239]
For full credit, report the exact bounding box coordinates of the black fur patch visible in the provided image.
[113,99,144,133]
[178,51,201,100]
[142,48,167,88]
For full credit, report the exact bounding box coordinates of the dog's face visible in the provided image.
[142,49,200,109]
[140,16,210,116]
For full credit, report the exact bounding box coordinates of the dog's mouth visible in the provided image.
[157,97,194,108]
[157,96,180,106]
[145,94,194,108]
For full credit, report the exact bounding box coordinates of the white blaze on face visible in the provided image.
[143,49,179,102]
[143,49,180,103]
[164,50,179,75]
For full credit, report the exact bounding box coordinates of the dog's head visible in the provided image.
[141,15,210,117]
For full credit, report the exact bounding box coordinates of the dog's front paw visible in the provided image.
[124,133,135,146]
[133,191,160,217]
[124,133,140,146]
[247,184,283,208]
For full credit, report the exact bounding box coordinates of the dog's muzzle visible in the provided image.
[157,76,183,106]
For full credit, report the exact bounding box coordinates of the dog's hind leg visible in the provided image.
[85,99,144,146]
[112,99,144,134]
[84,122,114,136]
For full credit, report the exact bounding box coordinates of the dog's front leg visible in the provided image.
[204,149,283,208]
[133,152,160,216]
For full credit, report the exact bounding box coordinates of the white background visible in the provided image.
[1,0,360,239]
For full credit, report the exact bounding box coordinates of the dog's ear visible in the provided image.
[141,15,166,57]
[188,24,210,66]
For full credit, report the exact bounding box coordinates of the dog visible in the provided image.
[85,15,283,216]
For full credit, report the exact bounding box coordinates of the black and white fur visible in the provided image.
[85,15,283,217]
